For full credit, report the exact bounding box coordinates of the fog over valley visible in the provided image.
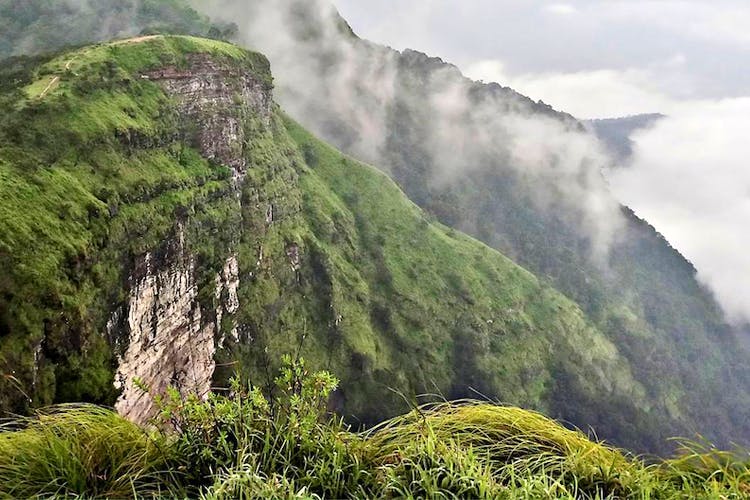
[336,0,750,326]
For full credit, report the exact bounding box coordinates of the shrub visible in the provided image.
[0,358,748,498]
[157,355,372,498]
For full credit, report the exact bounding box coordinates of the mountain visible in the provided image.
[586,114,665,164]
[0,36,658,445]
[1,0,749,454]
[194,0,750,453]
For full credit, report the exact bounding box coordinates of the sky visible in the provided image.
[333,0,750,324]
[333,0,750,118]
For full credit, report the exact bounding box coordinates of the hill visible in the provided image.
[1,1,749,454]
[0,36,662,449]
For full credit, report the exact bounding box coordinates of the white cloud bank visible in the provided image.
[608,98,750,324]
[463,56,688,119]
[466,54,750,325]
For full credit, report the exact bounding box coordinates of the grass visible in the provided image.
[0,32,739,463]
[0,359,747,499]
[0,404,176,498]
[0,35,256,412]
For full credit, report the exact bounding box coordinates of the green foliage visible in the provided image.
[2,0,749,461]
[0,32,743,463]
[281,114,660,445]
[0,404,176,498]
[0,36,256,412]
[155,356,370,498]
[0,362,748,499]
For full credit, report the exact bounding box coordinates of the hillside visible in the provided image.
[193,0,750,454]
[1,1,749,455]
[0,36,664,448]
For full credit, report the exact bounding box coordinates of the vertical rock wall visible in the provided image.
[114,246,215,423]
[144,53,273,182]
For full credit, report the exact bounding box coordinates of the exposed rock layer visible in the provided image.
[145,54,272,182]
[114,239,215,423]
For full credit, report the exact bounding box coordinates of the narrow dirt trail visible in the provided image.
[38,76,60,99]
[110,35,161,46]
[38,56,77,98]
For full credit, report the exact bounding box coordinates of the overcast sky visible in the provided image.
[333,0,750,324]
[333,0,750,118]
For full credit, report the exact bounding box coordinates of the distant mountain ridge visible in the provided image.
[587,114,665,163]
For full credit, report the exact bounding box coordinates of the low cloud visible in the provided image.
[447,33,750,325]
[607,98,750,324]
[463,57,686,119]
[543,4,578,16]
[421,65,623,259]
[193,0,625,262]
[463,50,750,324]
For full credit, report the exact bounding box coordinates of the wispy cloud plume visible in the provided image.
[608,98,750,324]
[194,0,625,262]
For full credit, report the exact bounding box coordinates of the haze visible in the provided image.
[335,0,750,324]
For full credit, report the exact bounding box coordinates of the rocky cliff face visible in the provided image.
[144,53,273,182]
[112,53,272,423]
[113,231,214,423]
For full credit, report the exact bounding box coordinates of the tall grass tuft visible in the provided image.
[0,404,175,498]
[656,439,750,496]
[364,401,646,498]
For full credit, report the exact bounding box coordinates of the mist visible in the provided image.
[319,0,750,326]
[192,0,626,261]
[608,99,750,325]
[2,0,214,59]
[9,0,140,56]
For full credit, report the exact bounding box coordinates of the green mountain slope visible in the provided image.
[0,36,667,450]
[1,0,749,453]
[191,0,750,454]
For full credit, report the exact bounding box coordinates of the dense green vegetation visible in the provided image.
[3,0,750,455]
[0,35,686,455]
[0,35,269,411]
[1,358,748,499]
[200,1,750,455]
